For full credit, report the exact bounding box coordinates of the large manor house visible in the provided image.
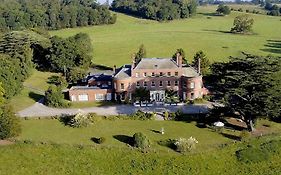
[69,54,208,103]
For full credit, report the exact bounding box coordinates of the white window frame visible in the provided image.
[95,94,105,101]
[121,83,125,90]
[144,81,147,87]
[143,72,147,77]
[167,81,171,86]
[190,82,195,89]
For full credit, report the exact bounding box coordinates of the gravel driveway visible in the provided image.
[17,100,212,118]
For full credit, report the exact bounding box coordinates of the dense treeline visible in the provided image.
[0,30,92,100]
[111,0,197,21]
[0,31,47,99]
[0,0,117,31]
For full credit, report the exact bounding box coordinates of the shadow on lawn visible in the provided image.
[113,135,133,146]
[202,29,232,34]
[91,137,100,144]
[28,92,44,102]
[220,133,241,141]
[261,39,281,54]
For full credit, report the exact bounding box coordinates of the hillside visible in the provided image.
[50,5,281,66]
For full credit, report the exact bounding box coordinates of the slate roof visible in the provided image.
[87,74,112,82]
[70,86,111,90]
[114,65,132,79]
[134,58,178,69]
[182,67,200,77]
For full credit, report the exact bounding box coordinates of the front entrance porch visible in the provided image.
[150,90,165,102]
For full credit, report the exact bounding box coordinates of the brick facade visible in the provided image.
[68,56,208,102]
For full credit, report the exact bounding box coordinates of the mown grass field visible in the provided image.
[19,119,233,152]
[0,118,280,174]
[50,5,281,67]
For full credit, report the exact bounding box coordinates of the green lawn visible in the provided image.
[9,70,60,112]
[50,5,281,67]
[0,118,280,174]
[19,119,233,152]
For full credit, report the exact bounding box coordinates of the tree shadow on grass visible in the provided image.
[158,139,177,151]
[150,129,161,134]
[28,92,44,102]
[198,12,222,17]
[113,135,133,146]
[202,29,232,34]
[261,40,281,54]
[90,137,100,144]
[220,132,241,141]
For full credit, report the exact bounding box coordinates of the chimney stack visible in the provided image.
[113,65,116,73]
[131,53,136,69]
[176,52,182,68]
[197,58,201,74]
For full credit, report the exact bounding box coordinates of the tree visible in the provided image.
[0,0,116,30]
[132,87,150,106]
[135,44,146,64]
[45,85,69,108]
[0,82,5,106]
[265,71,281,122]
[66,67,87,83]
[165,89,179,104]
[192,50,210,75]
[231,15,254,34]
[112,0,197,21]
[216,4,231,15]
[0,105,21,139]
[133,132,150,149]
[211,54,281,131]
[172,48,187,64]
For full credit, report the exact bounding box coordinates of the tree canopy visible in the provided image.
[192,50,210,76]
[0,0,116,31]
[211,54,281,131]
[135,44,146,64]
[111,0,197,21]
[216,4,231,15]
[231,15,254,34]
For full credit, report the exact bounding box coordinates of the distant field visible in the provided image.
[50,5,281,67]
